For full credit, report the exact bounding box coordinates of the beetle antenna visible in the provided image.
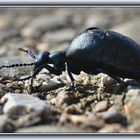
[18,48,37,61]
[0,62,35,70]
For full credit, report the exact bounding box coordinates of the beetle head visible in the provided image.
[0,49,66,76]
[35,51,51,65]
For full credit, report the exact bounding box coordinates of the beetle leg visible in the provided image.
[96,68,124,83]
[107,74,124,83]
[22,64,61,92]
[66,64,75,88]
[29,65,44,91]
[44,64,62,75]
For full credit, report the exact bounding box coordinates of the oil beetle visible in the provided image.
[1,27,140,89]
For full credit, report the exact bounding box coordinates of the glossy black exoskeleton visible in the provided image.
[1,27,140,88]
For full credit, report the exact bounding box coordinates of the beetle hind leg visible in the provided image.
[96,68,125,84]
[107,74,124,84]
[98,69,129,91]
[107,74,140,91]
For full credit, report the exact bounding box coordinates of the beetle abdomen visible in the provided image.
[66,29,106,68]
[103,30,140,78]
[66,28,140,79]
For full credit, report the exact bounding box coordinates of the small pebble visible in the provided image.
[0,115,16,133]
[95,100,109,112]
[39,80,65,92]
[1,93,50,115]
[15,110,45,127]
[128,122,140,132]
[64,105,82,115]
[0,83,5,91]
[100,74,115,87]
[59,113,104,130]
[103,111,127,126]
[55,91,74,109]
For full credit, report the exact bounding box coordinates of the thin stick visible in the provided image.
[13,76,32,81]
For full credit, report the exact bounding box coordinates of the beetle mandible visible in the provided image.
[1,27,140,89]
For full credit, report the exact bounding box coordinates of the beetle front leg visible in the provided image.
[28,64,62,92]
[29,65,44,91]
[44,64,62,75]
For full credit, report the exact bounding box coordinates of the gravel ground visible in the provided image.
[0,8,140,133]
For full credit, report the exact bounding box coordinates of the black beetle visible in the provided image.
[1,27,140,88]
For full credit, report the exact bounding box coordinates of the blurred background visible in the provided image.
[0,8,140,57]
